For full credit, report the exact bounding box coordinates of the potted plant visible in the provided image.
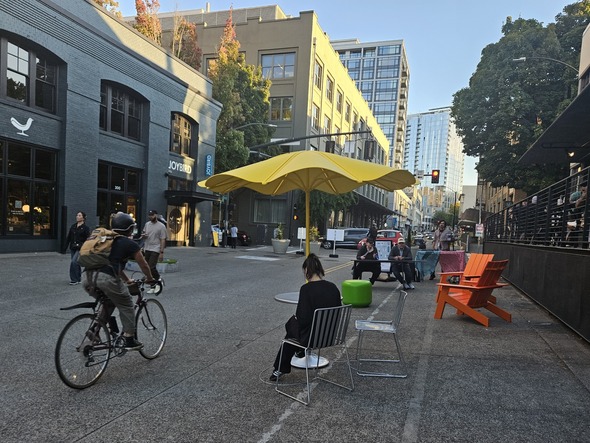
[308,226,322,255]
[272,223,290,254]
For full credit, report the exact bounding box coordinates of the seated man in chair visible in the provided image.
[353,238,381,285]
[388,238,415,290]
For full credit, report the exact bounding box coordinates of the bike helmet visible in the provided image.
[110,212,136,233]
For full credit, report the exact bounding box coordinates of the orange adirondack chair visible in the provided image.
[434,260,511,327]
[436,253,495,302]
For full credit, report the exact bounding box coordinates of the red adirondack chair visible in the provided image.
[434,260,511,327]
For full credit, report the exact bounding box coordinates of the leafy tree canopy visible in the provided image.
[452,2,590,194]
[432,210,454,228]
[296,191,358,234]
[134,0,162,45]
[171,15,202,70]
[93,0,121,17]
[209,10,273,173]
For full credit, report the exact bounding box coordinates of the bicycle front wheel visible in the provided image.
[55,314,111,389]
[136,298,167,359]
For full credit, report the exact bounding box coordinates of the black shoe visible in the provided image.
[124,336,143,350]
[369,278,375,285]
[269,370,285,381]
[429,273,436,280]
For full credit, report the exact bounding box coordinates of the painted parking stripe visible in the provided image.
[236,255,280,262]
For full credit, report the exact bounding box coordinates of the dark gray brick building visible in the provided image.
[0,0,221,253]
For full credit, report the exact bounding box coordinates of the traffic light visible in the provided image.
[293,204,299,220]
[431,169,440,184]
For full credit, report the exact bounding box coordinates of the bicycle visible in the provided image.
[55,279,167,389]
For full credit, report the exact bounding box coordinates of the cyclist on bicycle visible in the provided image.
[83,212,156,350]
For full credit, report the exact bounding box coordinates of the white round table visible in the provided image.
[273,292,329,369]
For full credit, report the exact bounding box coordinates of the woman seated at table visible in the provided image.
[270,254,341,381]
[353,238,381,285]
[388,238,415,290]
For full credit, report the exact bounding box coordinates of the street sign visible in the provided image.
[475,223,484,238]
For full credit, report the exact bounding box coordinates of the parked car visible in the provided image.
[322,227,369,249]
[357,229,404,249]
[235,230,251,246]
[413,233,424,245]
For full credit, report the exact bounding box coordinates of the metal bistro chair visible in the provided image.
[355,290,408,378]
[276,304,354,406]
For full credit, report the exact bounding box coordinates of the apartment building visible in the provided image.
[404,107,464,229]
[157,5,396,241]
[331,39,410,170]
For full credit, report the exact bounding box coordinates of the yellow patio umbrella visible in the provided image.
[198,150,417,255]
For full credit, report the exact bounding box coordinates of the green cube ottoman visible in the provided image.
[342,280,372,307]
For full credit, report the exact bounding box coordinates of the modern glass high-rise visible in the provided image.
[332,39,410,170]
[404,107,464,228]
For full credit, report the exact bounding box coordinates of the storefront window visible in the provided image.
[0,141,56,237]
[253,197,286,223]
[8,145,31,177]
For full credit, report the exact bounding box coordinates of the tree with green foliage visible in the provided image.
[452,2,590,194]
[296,190,358,234]
[134,0,162,45]
[171,14,202,70]
[208,10,273,173]
[432,210,454,228]
[93,0,121,17]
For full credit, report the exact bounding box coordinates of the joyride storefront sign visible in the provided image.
[168,155,194,181]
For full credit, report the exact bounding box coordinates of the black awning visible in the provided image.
[164,190,219,203]
[356,193,394,215]
[519,85,590,164]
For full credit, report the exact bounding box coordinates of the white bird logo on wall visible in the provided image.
[11,117,33,136]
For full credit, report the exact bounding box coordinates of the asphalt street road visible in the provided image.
[1,245,589,442]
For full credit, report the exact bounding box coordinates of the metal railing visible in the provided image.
[485,167,589,249]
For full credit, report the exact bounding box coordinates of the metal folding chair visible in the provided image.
[355,290,408,378]
[276,304,354,405]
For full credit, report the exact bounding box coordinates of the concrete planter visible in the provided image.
[308,241,321,255]
[125,260,179,273]
[271,238,290,254]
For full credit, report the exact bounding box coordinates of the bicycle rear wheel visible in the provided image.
[136,299,167,359]
[55,314,111,389]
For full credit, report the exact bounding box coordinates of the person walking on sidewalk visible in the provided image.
[141,210,167,292]
[66,211,90,285]
[230,223,238,249]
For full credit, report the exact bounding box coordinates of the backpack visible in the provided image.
[77,228,121,269]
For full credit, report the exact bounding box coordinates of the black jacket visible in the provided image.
[295,280,341,345]
[66,222,91,251]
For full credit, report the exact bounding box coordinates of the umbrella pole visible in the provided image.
[305,190,310,256]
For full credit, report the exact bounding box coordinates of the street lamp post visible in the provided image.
[233,122,277,131]
[512,56,578,77]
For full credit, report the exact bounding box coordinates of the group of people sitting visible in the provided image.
[353,237,416,290]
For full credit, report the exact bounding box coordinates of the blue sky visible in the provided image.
[119,1,574,184]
